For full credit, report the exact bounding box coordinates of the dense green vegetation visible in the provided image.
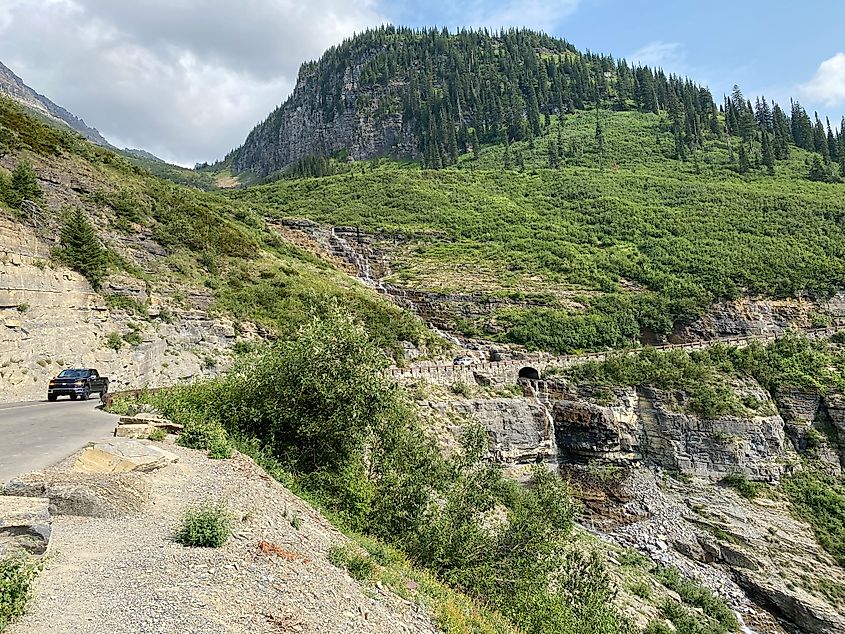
[115,310,631,633]
[557,334,845,417]
[234,125,845,352]
[225,28,845,354]
[783,470,845,567]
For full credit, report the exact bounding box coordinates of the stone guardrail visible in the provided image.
[102,327,843,395]
[386,326,844,383]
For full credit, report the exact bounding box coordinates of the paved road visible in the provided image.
[0,399,118,485]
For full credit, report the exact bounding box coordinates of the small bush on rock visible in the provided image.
[175,504,230,548]
[105,332,123,351]
[721,472,762,500]
[147,427,167,442]
[0,556,41,631]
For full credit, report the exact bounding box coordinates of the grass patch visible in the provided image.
[147,427,167,442]
[782,470,845,567]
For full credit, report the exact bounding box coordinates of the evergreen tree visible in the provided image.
[548,140,560,168]
[738,144,750,174]
[827,117,838,162]
[470,128,481,160]
[814,113,830,162]
[4,160,42,209]
[772,103,791,159]
[808,155,829,182]
[791,101,814,150]
[57,208,108,289]
[761,131,775,175]
[503,138,512,169]
[595,114,605,169]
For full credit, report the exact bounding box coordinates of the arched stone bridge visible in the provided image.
[386,326,843,385]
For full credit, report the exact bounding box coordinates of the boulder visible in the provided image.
[0,495,51,556]
[5,471,150,518]
[115,413,183,436]
[74,439,178,474]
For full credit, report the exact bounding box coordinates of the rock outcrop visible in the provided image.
[671,294,845,343]
[418,396,556,477]
[607,469,845,634]
[0,214,240,402]
[548,382,799,481]
[231,61,417,177]
[74,439,179,474]
[0,495,51,557]
[5,471,151,518]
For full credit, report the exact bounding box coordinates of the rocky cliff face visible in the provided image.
[413,378,845,633]
[671,294,845,343]
[0,61,109,146]
[550,382,800,481]
[0,216,239,402]
[231,62,417,177]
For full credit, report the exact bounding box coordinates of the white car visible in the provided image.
[452,355,474,367]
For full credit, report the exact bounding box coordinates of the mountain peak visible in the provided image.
[0,59,110,147]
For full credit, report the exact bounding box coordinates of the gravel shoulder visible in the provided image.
[9,443,439,634]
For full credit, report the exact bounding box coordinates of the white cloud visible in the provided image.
[628,41,684,70]
[0,0,385,165]
[800,52,845,107]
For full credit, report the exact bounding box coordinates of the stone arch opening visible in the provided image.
[518,366,541,381]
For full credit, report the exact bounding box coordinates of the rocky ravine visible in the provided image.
[411,373,845,634]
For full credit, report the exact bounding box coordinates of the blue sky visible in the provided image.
[1,0,842,164]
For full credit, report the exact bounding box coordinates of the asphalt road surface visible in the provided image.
[0,398,118,484]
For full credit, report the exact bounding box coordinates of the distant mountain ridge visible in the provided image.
[0,59,110,146]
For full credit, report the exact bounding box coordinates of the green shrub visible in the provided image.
[628,580,652,599]
[147,427,167,442]
[122,330,142,346]
[105,332,123,351]
[721,473,762,500]
[653,566,738,631]
[782,471,845,566]
[176,416,230,454]
[449,380,473,397]
[327,544,375,581]
[0,556,41,631]
[174,504,230,548]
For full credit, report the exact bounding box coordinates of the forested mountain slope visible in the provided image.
[226,26,844,179]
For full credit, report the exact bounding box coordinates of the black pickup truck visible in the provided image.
[47,368,109,401]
